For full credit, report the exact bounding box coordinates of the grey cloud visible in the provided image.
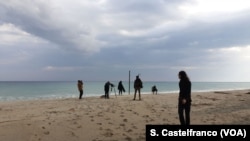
[0,1,100,54]
[147,11,250,52]
[1,0,250,81]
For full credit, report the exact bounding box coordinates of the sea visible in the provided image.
[0,81,249,102]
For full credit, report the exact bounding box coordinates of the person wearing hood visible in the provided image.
[118,81,125,95]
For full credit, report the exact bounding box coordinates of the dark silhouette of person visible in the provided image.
[152,85,158,94]
[104,81,114,99]
[118,81,125,95]
[133,75,143,100]
[178,70,192,125]
[77,80,83,99]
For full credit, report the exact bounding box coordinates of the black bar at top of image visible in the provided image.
[146,125,250,141]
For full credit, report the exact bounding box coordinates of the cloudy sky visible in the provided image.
[1,0,250,82]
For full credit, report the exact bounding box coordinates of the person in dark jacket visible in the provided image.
[118,81,125,95]
[178,70,192,125]
[104,81,114,99]
[152,85,158,94]
[133,75,143,100]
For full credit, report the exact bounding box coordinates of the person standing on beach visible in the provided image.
[77,80,84,99]
[152,85,158,94]
[133,75,143,100]
[118,81,125,95]
[104,81,114,99]
[178,70,192,125]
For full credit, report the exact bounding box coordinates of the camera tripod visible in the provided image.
[110,86,117,98]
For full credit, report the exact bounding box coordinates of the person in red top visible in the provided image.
[178,70,192,125]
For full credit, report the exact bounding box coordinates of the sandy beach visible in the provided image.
[0,89,250,141]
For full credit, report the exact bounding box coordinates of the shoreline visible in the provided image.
[1,87,250,103]
[0,89,250,141]
[1,81,250,102]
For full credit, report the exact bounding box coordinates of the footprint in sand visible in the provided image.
[44,131,50,135]
[127,129,133,132]
[125,136,132,141]
[132,125,138,129]
[127,109,132,112]
[122,133,132,141]
[105,117,111,120]
[133,111,139,115]
[41,126,50,135]
[68,108,75,112]
[89,115,95,122]
[69,131,77,137]
[97,112,103,117]
[162,118,168,122]
[151,108,156,112]
[103,129,114,137]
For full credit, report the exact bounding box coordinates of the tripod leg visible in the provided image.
[114,88,117,98]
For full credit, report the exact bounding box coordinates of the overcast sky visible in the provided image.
[1,0,250,82]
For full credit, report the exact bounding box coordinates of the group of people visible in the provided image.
[77,75,144,100]
[103,80,126,99]
[77,70,192,125]
[103,75,142,100]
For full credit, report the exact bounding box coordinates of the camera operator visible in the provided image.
[104,81,114,99]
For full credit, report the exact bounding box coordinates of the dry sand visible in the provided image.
[0,89,250,141]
